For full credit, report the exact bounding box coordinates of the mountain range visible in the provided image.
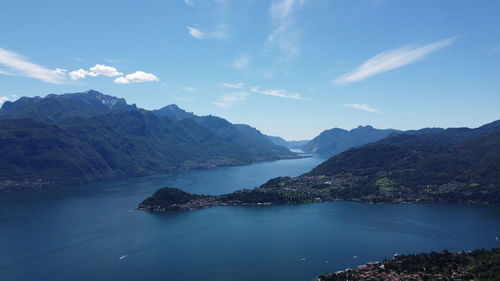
[140,118,500,212]
[265,135,308,149]
[302,125,400,157]
[0,90,297,191]
[305,119,500,202]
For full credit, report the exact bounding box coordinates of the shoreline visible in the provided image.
[138,180,497,213]
[0,153,308,192]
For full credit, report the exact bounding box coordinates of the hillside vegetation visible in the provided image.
[0,90,297,191]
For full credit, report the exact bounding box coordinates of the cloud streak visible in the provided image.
[187,26,226,39]
[217,82,244,89]
[187,26,205,39]
[212,82,308,108]
[343,103,381,113]
[267,0,306,60]
[0,48,68,84]
[213,92,248,108]
[335,37,456,84]
[250,86,308,100]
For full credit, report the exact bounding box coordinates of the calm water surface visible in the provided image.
[1,155,499,281]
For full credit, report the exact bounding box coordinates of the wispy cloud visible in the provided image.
[0,96,8,106]
[187,26,226,39]
[213,92,248,108]
[250,86,308,100]
[335,37,456,84]
[233,54,250,69]
[266,0,306,60]
[187,26,205,39]
[0,69,12,75]
[186,0,228,40]
[343,103,381,113]
[178,86,198,92]
[0,48,68,84]
[217,82,244,89]
[114,71,159,84]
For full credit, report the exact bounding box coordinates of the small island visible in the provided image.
[318,248,500,281]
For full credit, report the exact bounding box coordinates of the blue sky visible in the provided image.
[0,0,499,140]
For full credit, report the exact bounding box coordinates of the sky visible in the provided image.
[0,0,499,140]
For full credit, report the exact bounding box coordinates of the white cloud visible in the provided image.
[187,26,205,39]
[233,54,250,69]
[114,71,159,84]
[0,48,68,84]
[53,68,68,76]
[267,0,306,59]
[184,0,194,6]
[89,64,122,77]
[187,26,226,39]
[335,37,456,84]
[0,96,8,106]
[69,68,96,80]
[343,103,381,113]
[217,82,244,89]
[250,86,308,100]
[213,92,248,108]
[69,64,122,80]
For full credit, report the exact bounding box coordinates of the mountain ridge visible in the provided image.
[303,125,400,157]
[139,118,500,212]
[0,90,298,191]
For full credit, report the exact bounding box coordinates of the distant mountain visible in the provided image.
[153,104,293,161]
[0,90,297,191]
[305,119,500,203]
[0,90,137,123]
[152,104,195,121]
[139,119,500,211]
[303,125,400,157]
[266,135,308,149]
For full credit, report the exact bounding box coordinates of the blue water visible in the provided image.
[1,155,499,281]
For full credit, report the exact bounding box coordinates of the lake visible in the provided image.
[1,155,499,281]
